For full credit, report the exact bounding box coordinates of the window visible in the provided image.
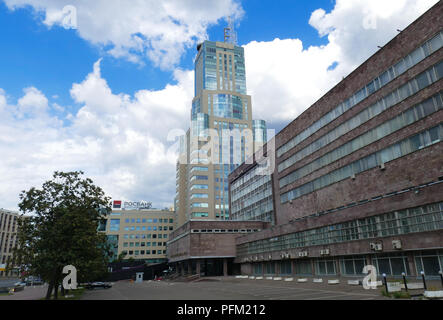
[109,219,120,232]
[191,184,209,190]
[191,203,209,208]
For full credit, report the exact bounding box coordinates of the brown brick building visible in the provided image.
[167,220,269,276]
[230,3,443,279]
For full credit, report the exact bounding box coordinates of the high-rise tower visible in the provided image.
[175,39,267,228]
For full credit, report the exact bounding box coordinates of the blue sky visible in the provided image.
[0,0,334,113]
[0,0,438,210]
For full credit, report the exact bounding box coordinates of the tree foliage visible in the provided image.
[12,171,112,300]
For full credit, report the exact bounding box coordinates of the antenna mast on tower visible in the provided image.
[224,16,237,45]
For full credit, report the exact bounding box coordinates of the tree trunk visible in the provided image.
[45,281,53,300]
[54,281,59,300]
[61,285,65,297]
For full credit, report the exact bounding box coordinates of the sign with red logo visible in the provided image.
[113,200,122,209]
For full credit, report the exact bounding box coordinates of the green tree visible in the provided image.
[113,251,127,263]
[12,171,112,300]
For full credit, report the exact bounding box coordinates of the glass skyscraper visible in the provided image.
[175,40,267,227]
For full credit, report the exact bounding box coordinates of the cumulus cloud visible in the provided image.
[0,60,193,210]
[3,0,243,69]
[246,0,439,126]
[0,0,439,211]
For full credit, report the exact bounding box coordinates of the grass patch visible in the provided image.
[381,289,411,299]
[42,288,86,300]
[0,292,13,296]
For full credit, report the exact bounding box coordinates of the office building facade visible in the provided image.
[175,40,267,227]
[0,209,19,277]
[230,3,443,279]
[102,208,176,264]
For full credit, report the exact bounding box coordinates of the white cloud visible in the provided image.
[3,0,243,69]
[246,0,439,125]
[0,0,439,212]
[17,87,49,117]
[0,60,193,211]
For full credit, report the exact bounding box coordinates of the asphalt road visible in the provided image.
[81,277,390,300]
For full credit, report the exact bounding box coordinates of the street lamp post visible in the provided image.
[402,272,408,292]
[420,271,427,290]
[383,273,388,295]
[439,270,443,288]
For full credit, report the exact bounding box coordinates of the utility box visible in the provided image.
[136,272,144,283]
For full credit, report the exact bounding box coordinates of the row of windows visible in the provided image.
[122,250,166,256]
[123,226,173,232]
[278,60,443,174]
[281,123,443,204]
[190,202,209,208]
[253,252,443,277]
[124,218,174,224]
[123,242,167,247]
[190,166,208,174]
[190,184,209,191]
[237,202,443,256]
[279,91,443,188]
[191,212,209,218]
[190,175,208,182]
[277,31,443,158]
[190,193,209,200]
[123,234,166,239]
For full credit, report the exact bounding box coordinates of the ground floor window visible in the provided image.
[253,263,262,275]
[315,259,336,275]
[414,250,443,277]
[340,256,366,276]
[280,261,292,275]
[264,262,275,275]
[371,254,410,276]
[294,260,312,275]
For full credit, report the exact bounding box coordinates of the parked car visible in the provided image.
[25,276,43,286]
[84,282,112,289]
[14,281,26,287]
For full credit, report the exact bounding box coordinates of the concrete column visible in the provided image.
[223,258,228,277]
[196,259,201,276]
[408,252,417,276]
[335,259,341,276]
[275,260,281,276]
[180,262,185,276]
[291,260,296,275]
[311,259,316,276]
[188,260,192,275]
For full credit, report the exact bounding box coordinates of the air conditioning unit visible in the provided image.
[374,243,383,251]
[380,163,386,170]
[268,254,272,261]
[298,251,308,257]
[254,256,259,261]
[392,240,402,249]
[285,253,290,259]
[320,249,330,256]
[351,173,356,180]
[370,242,376,250]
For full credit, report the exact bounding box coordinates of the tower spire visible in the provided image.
[224,16,237,45]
